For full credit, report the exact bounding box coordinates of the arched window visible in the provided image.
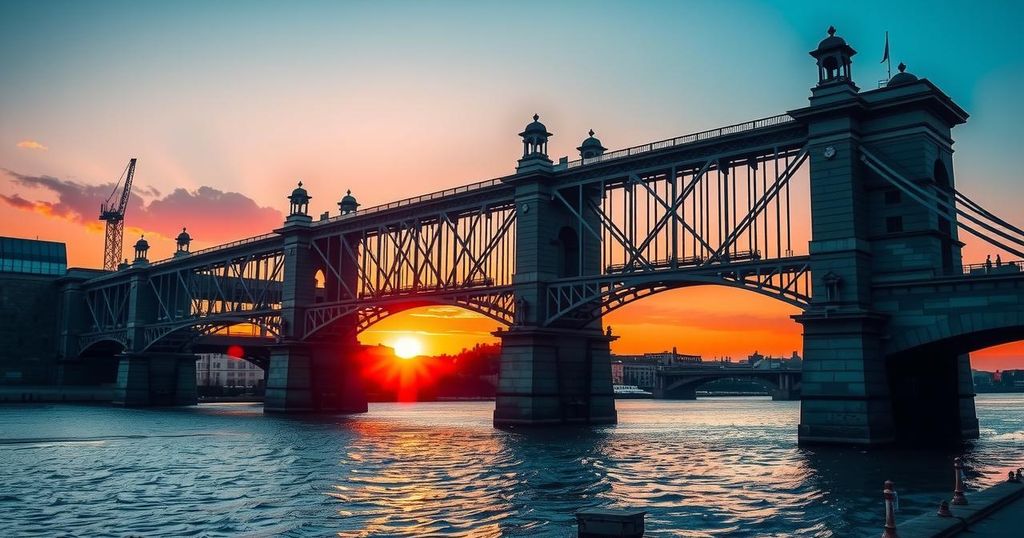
[314,269,326,303]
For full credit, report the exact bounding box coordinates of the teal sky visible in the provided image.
[1,0,1022,261]
[2,0,1023,363]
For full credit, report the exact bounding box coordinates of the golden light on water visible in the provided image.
[392,336,423,359]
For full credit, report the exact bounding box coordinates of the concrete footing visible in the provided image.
[113,352,197,407]
[264,342,367,414]
[493,327,617,427]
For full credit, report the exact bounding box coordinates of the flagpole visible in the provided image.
[886,31,891,80]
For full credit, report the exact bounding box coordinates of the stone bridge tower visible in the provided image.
[791,27,975,444]
[265,182,366,414]
[493,115,617,426]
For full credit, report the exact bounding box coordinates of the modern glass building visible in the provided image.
[0,236,67,276]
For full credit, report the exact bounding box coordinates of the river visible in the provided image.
[1,395,1022,536]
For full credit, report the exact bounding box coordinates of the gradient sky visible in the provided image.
[2,1,1023,369]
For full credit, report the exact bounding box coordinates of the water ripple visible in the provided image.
[0,397,1022,536]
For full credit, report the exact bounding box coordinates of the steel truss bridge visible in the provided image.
[60,26,1024,445]
[74,114,818,353]
[74,108,1024,355]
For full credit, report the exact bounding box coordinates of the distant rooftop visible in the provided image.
[0,236,67,276]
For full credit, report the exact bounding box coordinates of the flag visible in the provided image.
[881,32,889,63]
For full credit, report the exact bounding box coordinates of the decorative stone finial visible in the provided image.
[588,129,595,137]
[898,62,906,73]
[827,25,836,36]
[533,113,539,121]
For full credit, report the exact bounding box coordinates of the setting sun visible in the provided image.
[392,336,423,359]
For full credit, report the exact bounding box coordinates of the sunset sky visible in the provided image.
[2,1,1023,369]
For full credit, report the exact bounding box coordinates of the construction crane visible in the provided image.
[98,158,137,271]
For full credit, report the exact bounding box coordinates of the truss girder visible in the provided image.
[141,312,282,352]
[146,249,285,326]
[310,203,517,306]
[556,144,808,283]
[83,280,132,332]
[544,257,811,326]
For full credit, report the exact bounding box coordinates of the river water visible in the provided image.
[1,395,1022,537]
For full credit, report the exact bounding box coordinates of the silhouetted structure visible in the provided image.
[47,26,1024,445]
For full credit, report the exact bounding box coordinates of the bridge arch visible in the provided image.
[886,309,1024,359]
[142,315,281,353]
[78,337,126,358]
[656,368,801,401]
[303,293,515,341]
[883,310,1024,443]
[546,267,810,327]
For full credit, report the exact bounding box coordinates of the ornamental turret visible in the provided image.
[133,235,150,266]
[174,227,192,257]
[577,129,607,159]
[338,190,359,215]
[516,114,554,174]
[286,181,312,224]
[810,26,857,88]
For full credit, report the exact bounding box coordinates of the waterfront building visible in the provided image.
[614,348,703,390]
[0,237,69,385]
[611,361,624,384]
[622,362,656,389]
[196,354,265,388]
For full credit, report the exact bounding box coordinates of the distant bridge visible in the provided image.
[654,365,802,401]
[57,27,1024,445]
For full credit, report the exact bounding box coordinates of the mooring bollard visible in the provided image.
[952,457,968,506]
[936,500,952,518]
[882,480,898,538]
[1009,471,1019,483]
[1017,468,1023,482]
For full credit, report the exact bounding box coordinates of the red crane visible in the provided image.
[98,158,137,271]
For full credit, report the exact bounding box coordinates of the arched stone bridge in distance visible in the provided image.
[58,27,1024,446]
[653,365,802,402]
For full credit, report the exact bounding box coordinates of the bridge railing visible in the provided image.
[565,114,796,169]
[314,176,509,227]
[149,232,280,267]
[145,176,510,267]
[963,259,1023,276]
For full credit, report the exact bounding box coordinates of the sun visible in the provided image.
[392,336,423,359]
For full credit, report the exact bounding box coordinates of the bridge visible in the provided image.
[55,27,1024,445]
[653,364,802,401]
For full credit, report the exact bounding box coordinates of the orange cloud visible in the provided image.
[16,140,47,151]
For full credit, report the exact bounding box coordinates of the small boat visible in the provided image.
[613,384,653,399]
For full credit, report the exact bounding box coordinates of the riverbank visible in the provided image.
[898,475,1024,537]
